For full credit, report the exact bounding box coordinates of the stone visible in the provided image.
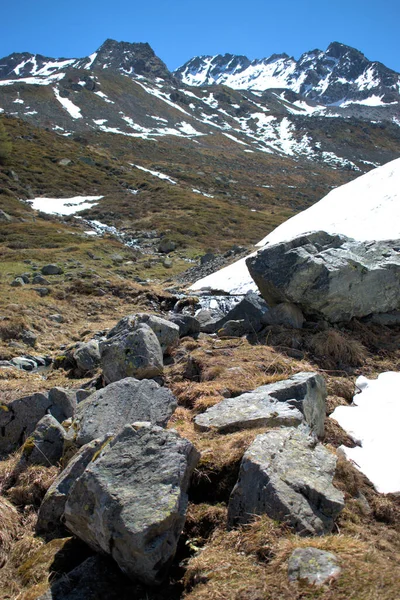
[37,436,110,533]
[34,287,50,297]
[106,313,179,355]
[228,427,344,535]
[263,302,305,329]
[73,340,100,372]
[198,292,269,334]
[36,555,135,600]
[74,377,177,446]
[246,231,400,323]
[48,313,64,323]
[33,275,50,285]
[100,323,163,383]
[288,547,341,586]
[0,388,77,453]
[64,423,200,584]
[18,415,66,467]
[20,329,37,347]
[366,310,400,326]
[200,252,216,265]
[58,158,72,166]
[158,238,176,253]
[217,319,251,337]
[0,209,12,222]
[168,314,200,337]
[48,387,77,422]
[10,277,25,287]
[10,356,36,371]
[255,372,327,438]
[41,264,63,275]
[194,392,303,433]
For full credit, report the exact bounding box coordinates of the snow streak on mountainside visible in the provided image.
[175,42,400,107]
[191,156,400,294]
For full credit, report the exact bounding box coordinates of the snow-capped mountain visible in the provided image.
[175,42,400,107]
[0,40,399,173]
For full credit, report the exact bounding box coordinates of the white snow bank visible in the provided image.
[131,164,177,184]
[53,87,82,119]
[191,157,400,293]
[29,195,103,215]
[331,372,400,494]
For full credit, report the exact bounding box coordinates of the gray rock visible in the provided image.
[64,423,200,584]
[34,287,50,297]
[20,329,37,347]
[42,264,63,275]
[48,313,64,322]
[18,415,66,467]
[256,372,327,438]
[228,427,344,535]
[18,274,30,283]
[168,314,200,337]
[10,277,25,287]
[217,319,251,337]
[0,360,14,369]
[58,158,72,166]
[33,275,50,285]
[107,313,179,355]
[158,239,176,253]
[246,231,400,323]
[366,310,400,326]
[263,302,305,329]
[10,356,36,371]
[74,377,177,447]
[101,323,163,383]
[0,388,77,453]
[36,555,134,600]
[73,340,100,372]
[48,387,77,422]
[288,547,341,586]
[198,292,269,334]
[37,436,110,532]
[194,393,303,433]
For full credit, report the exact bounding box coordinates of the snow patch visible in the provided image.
[28,195,103,216]
[53,87,82,119]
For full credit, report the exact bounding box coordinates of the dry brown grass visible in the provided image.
[5,465,59,509]
[307,329,367,370]
[0,496,21,568]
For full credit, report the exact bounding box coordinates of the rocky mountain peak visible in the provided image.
[91,38,172,81]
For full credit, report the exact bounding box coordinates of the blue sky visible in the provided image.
[1,0,399,72]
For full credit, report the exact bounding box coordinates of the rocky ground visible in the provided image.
[1,241,400,599]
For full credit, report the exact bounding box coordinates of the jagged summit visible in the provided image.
[175,42,400,106]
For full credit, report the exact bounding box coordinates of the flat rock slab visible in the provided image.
[194,393,303,433]
[288,547,341,586]
[64,423,199,584]
[74,377,177,447]
[228,427,344,535]
[194,372,326,437]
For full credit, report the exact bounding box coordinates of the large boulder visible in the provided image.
[168,314,201,337]
[37,436,110,533]
[74,377,177,447]
[197,292,269,333]
[228,427,344,535]
[0,388,77,454]
[64,423,200,584]
[246,231,400,323]
[100,323,163,383]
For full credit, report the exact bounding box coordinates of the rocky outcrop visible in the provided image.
[106,313,179,355]
[197,292,270,333]
[246,231,400,323]
[74,377,177,446]
[73,340,100,372]
[64,423,199,584]
[228,427,344,535]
